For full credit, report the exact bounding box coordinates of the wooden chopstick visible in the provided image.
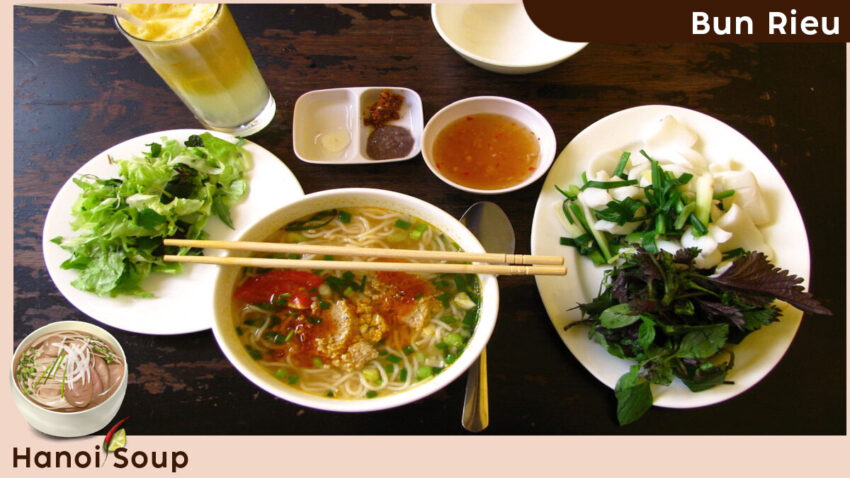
[162,238,564,266]
[162,254,567,276]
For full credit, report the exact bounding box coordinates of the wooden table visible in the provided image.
[13,4,845,435]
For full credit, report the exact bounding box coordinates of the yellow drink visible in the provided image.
[117,4,274,135]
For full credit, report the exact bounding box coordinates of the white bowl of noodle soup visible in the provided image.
[212,188,499,412]
[10,320,128,437]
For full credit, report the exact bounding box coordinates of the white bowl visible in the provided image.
[431,3,587,74]
[293,87,423,164]
[211,188,500,412]
[422,96,557,194]
[10,321,128,437]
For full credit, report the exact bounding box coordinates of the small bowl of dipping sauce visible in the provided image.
[293,87,423,164]
[10,320,128,437]
[422,96,556,194]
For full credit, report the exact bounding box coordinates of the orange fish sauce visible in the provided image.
[432,113,540,190]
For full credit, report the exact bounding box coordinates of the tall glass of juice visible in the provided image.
[116,4,275,136]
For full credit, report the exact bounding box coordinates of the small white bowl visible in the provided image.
[10,321,128,437]
[422,96,557,194]
[293,87,423,164]
[211,188,499,412]
[431,3,587,74]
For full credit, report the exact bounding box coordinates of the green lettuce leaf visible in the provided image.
[53,134,250,297]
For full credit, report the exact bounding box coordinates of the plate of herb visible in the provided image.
[530,105,830,423]
[43,130,304,335]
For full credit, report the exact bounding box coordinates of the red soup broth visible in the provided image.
[432,113,540,190]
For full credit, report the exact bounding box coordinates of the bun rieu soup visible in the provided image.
[233,207,481,399]
[13,330,125,412]
[432,113,540,190]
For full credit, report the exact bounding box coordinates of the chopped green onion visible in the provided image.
[453,274,467,291]
[714,189,735,200]
[366,391,378,398]
[444,333,464,348]
[581,179,639,190]
[462,309,478,327]
[689,213,708,236]
[275,369,288,380]
[338,210,351,223]
[245,345,262,360]
[402,345,415,355]
[386,354,402,363]
[674,202,696,230]
[612,151,631,179]
[440,315,457,324]
[288,375,299,385]
[394,219,412,229]
[409,223,428,240]
[722,247,746,260]
[416,365,433,380]
[561,200,576,225]
[399,368,408,381]
[312,357,323,368]
[555,183,580,200]
[319,301,331,310]
[284,330,295,342]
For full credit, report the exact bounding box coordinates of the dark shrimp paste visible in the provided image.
[366,125,414,160]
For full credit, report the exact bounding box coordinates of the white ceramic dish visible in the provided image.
[42,129,304,335]
[211,188,500,412]
[431,3,587,74]
[531,105,810,408]
[293,87,423,164]
[11,320,128,437]
[422,96,557,194]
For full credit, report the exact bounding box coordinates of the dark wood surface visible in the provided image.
[13,4,845,435]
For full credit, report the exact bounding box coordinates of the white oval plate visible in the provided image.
[43,129,304,335]
[531,105,810,408]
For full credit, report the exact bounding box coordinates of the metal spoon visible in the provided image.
[459,201,515,432]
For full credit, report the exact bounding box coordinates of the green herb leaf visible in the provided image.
[675,324,728,359]
[599,303,642,329]
[614,366,653,425]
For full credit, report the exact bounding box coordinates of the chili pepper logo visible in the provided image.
[103,416,129,455]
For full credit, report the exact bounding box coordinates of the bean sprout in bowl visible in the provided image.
[10,321,128,437]
[212,188,499,412]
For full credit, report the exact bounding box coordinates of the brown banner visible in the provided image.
[525,0,848,42]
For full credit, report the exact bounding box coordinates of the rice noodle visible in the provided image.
[234,207,480,400]
[13,330,124,412]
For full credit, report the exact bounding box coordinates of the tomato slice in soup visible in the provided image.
[233,270,323,308]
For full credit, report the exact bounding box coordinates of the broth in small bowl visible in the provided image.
[422,96,556,194]
[212,188,499,412]
[10,320,128,437]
